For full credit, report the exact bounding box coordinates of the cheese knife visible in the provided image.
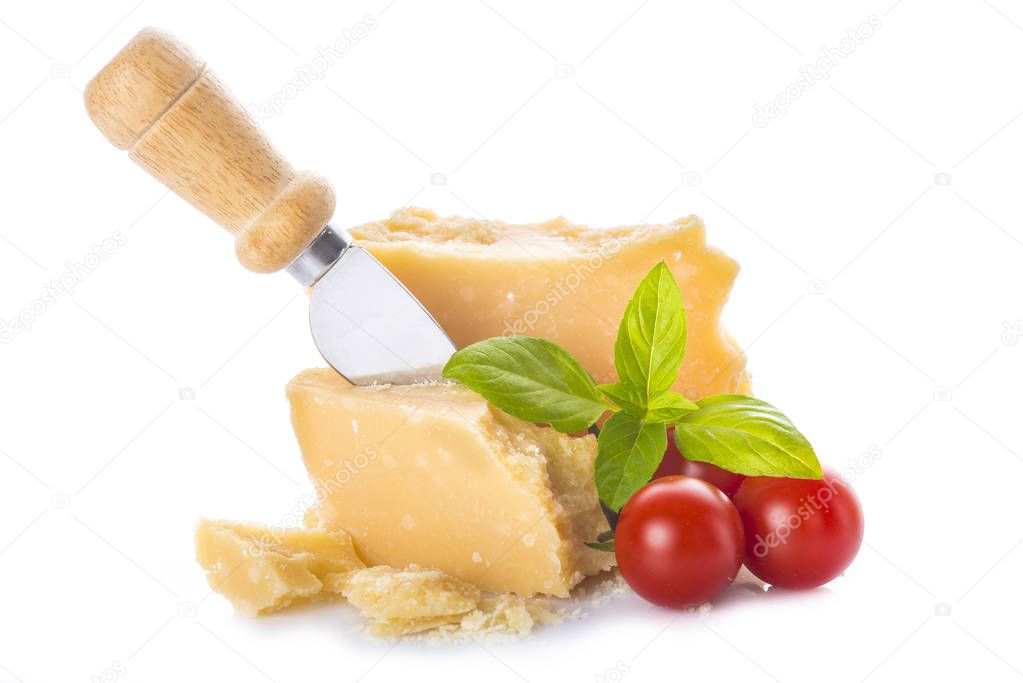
[83,28,456,385]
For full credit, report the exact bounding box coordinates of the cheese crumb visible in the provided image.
[194,519,365,616]
[197,520,569,642]
[341,564,565,642]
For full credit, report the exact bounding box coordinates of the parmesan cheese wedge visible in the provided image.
[351,208,750,398]
[287,369,613,597]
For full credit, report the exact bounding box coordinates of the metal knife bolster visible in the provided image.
[286,225,353,287]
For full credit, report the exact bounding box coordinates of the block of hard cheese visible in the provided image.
[351,208,750,398]
[287,368,613,597]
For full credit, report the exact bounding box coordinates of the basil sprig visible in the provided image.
[442,261,822,515]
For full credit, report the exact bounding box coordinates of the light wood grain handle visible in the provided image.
[84,28,334,273]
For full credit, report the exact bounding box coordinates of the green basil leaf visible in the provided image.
[645,391,700,422]
[613,262,687,402]
[599,383,698,423]
[585,541,615,553]
[442,336,609,433]
[597,382,647,417]
[594,412,667,510]
[674,395,822,478]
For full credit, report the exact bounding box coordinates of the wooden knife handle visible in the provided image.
[84,28,334,273]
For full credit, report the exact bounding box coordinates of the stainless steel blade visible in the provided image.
[302,235,456,385]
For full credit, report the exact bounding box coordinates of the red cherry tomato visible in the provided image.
[615,476,744,608]
[651,431,683,478]
[733,468,863,589]
[654,428,746,497]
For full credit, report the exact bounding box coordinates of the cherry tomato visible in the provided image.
[653,428,746,496]
[733,468,863,589]
[650,431,683,478]
[615,476,744,608]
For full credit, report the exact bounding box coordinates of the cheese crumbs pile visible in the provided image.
[339,565,564,641]
[195,519,573,643]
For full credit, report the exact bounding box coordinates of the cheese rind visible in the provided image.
[351,208,750,399]
[287,369,613,597]
[194,519,365,616]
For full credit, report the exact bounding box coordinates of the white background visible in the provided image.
[1,1,1022,681]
